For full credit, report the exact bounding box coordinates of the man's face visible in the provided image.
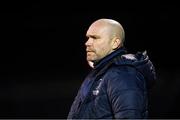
[85,23,113,63]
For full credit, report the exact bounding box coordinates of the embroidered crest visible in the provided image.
[92,78,103,96]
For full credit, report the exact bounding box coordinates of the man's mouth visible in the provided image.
[87,50,93,52]
[86,50,94,56]
[86,49,93,52]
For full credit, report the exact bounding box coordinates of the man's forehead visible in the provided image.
[87,23,107,35]
[86,30,99,37]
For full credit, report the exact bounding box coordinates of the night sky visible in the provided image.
[0,1,180,119]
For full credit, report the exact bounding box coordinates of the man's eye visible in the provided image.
[92,36,98,39]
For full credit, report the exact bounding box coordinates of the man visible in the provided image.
[68,18,156,119]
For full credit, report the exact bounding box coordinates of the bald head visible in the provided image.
[85,18,125,66]
[88,18,125,46]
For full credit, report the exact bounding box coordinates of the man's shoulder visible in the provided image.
[107,64,137,75]
[102,65,146,91]
[103,65,138,83]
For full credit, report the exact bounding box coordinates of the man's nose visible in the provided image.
[85,38,93,46]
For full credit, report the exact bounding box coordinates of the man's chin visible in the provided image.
[86,57,95,62]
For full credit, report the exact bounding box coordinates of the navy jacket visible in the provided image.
[68,47,156,119]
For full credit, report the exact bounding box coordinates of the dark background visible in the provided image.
[0,1,180,119]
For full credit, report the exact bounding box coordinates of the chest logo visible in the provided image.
[92,78,103,96]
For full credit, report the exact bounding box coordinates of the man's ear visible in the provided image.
[112,38,121,50]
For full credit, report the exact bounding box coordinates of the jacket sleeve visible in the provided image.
[107,67,147,119]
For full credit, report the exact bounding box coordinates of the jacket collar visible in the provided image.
[93,47,127,69]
